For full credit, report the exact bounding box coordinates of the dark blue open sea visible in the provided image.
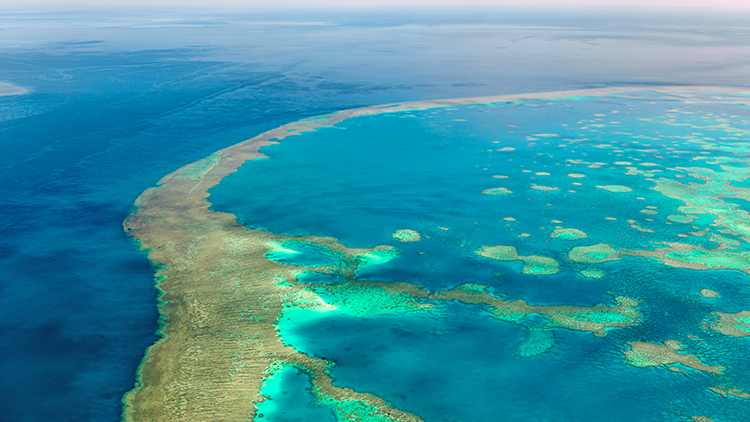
[2,7,750,422]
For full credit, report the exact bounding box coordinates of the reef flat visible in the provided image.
[704,310,750,337]
[124,87,750,422]
[549,228,587,241]
[122,150,426,420]
[477,245,560,275]
[431,284,641,336]
[623,340,724,374]
[392,229,421,242]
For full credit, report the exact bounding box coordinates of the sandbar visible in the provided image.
[0,82,28,96]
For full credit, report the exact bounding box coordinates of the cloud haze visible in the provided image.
[2,0,750,8]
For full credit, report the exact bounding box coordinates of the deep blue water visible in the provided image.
[210,95,750,421]
[3,7,750,422]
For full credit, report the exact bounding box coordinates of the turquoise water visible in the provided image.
[210,94,750,421]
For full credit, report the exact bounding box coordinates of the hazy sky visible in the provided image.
[3,0,750,9]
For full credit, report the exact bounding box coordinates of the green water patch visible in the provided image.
[266,241,341,268]
[579,268,606,279]
[596,185,633,193]
[516,327,556,358]
[549,228,587,241]
[481,187,512,196]
[568,243,627,264]
[557,310,632,324]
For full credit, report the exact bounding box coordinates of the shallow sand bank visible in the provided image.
[0,82,29,96]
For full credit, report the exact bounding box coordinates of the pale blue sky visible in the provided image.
[3,0,750,9]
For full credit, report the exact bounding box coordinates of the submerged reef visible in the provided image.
[667,214,697,224]
[566,241,750,276]
[579,268,606,279]
[568,243,629,264]
[596,185,633,193]
[651,164,750,245]
[516,327,556,357]
[623,341,724,374]
[392,229,421,242]
[549,228,587,241]
[530,184,559,191]
[707,385,750,399]
[431,284,641,337]
[477,245,560,275]
[703,310,750,337]
[635,243,750,274]
[482,187,512,196]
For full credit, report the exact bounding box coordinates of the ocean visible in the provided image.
[2,7,750,422]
